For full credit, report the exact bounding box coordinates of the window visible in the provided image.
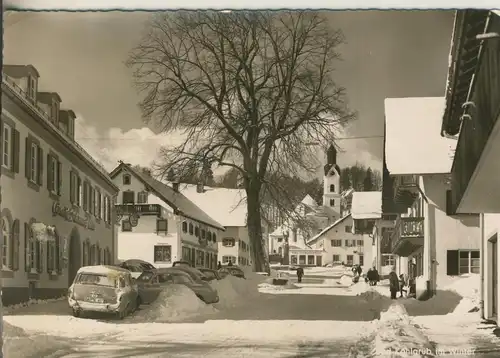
[156,219,168,234]
[291,255,298,264]
[29,143,39,183]
[382,255,396,267]
[2,217,10,267]
[332,254,340,263]
[222,255,236,264]
[25,223,41,273]
[188,223,194,235]
[137,191,148,204]
[344,239,350,247]
[51,100,59,123]
[201,229,206,239]
[345,226,352,233]
[458,250,480,274]
[28,76,36,100]
[104,196,111,223]
[182,246,191,261]
[222,238,235,247]
[357,240,363,246]
[46,240,56,273]
[70,171,79,205]
[2,123,12,170]
[330,184,335,192]
[182,221,188,233]
[82,240,90,266]
[359,254,364,266]
[96,190,102,219]
[123,174,131,185]
[89,186,95,215]
[307,255,315,265]
[212,232,217,243]
[122,191,135,204]
[82,181,90,211]
[47,155,61,195]
[299,255,306,265]
[122,220,132,232]
[346,255,354,266]
[329,199,335,206]
[277,237,283,243]
[331,239,342,247]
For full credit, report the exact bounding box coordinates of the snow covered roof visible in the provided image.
[77,265,129,275]
[178,184,247,227]
[110,163,225,230]
[351,191,382,219]
[270,224,286,237]
[384,97,457,175]
[494,10,500,17]
[307,214,352,244]
[301,194,318,207]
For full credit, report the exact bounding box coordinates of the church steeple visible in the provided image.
[327,145,337,165]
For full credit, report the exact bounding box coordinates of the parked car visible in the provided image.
[118,259,156,278]
[136,268,219,304]
[172,265,210,282]
[219,266,246,279]
[172,260,192,267]
[67,265,139,319]
[198,268,221,281]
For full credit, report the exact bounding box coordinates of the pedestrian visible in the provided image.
[372,266,380,286]
[388,271,399,299]
[356,265,362,277]
[399,274,408,298]
[217,261,222,270]
[227,260,233,267]
[296,267,304,283]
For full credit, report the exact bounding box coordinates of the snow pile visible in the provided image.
[211,275,261,309]
[339,274,355,287]
[442,274,480,314]
[135,284,217,322]
[4,296,66,312]
[258,277,299,292]
[372,303,434,357]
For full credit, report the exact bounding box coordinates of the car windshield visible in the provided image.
[139,262,156,270]
[76,273,117,287]
[137,271,155,282]
[125,264,143,272]
[201,270,216,280]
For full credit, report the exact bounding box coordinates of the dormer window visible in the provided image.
[27,76,37,101]
[123,174,131,185]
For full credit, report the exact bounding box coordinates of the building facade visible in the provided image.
[1,64,118,305]
[382,96,480,300]
[440,10,500,321]
[110,163,224,269]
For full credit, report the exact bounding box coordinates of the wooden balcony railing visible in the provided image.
[115,204,162,216]
[449,15,500,214]
[390,217,424,254]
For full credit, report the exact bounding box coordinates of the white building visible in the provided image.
[383,96,480,300]
[1,64,118,305]
[440,10,500,321]
[109,163,224,269]
[177,184,264,267]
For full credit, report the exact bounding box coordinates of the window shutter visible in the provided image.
[46,241,52,273]
[36,241,42,273]
[47,154,53,191]
[25,138,31,179]
[11,220,19,271]
[83,182,88,211]
[57,162,62,195]
[37,146,44,186]
[446,250,459,275]
[77,177,82,206]
[56,236,62,274]
[24,223,30,272]
[12,129,20,173]
[69,171,74,203]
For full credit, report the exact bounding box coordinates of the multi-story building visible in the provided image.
[441,10,500,321]
[110,163,224,269]
[177,184,261,267]
[382,96,480,300]
[1,64,118,305]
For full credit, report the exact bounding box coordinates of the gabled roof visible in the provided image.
[301,194,318,207]
[351,191,382,219]
[384,97,457,175]
[306,213,352,245]
[109,163,225,230]
[177,184,247,227]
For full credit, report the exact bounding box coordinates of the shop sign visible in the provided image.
[52,202,96,230]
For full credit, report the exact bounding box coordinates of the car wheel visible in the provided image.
[72,308,81,318]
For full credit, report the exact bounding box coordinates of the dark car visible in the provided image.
[136,268,219,304]
[170,265,210,282]
[118,259,156,279]
[198,268,221,281]
[172,260,192,268]
[219,266,246,279]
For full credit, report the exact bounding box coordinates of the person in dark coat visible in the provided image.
[217,261,222,270]
[388,271,400,299]
[366,267,379,286]
[296,267,304,283]
[227,260,233,266]
[356,265,362,277]
[372,267,380,285]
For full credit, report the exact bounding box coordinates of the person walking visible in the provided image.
[389,271,400,299]
[399,273,408,298]
[227,260,233,267]
[296,267,304,283]
[217,261,222,270]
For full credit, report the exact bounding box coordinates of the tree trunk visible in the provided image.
[246,180,270,274]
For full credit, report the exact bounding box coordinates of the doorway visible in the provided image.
[68,228,82,287]
[490,234,498,317]
[316,255,322,267]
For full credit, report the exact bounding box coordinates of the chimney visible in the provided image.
[172,182,180,192]
[196,182,204,193]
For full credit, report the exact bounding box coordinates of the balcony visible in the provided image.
[115,204,162,217]
[446,12,500,214]
[1,73,110,179]
[390,217,424,256]
[393,175,419,208]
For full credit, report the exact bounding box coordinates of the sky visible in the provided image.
[3,10,454,177]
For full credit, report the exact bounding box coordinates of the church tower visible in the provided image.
[323,145,341,218]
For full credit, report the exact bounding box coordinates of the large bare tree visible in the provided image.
[127,11,355,272]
